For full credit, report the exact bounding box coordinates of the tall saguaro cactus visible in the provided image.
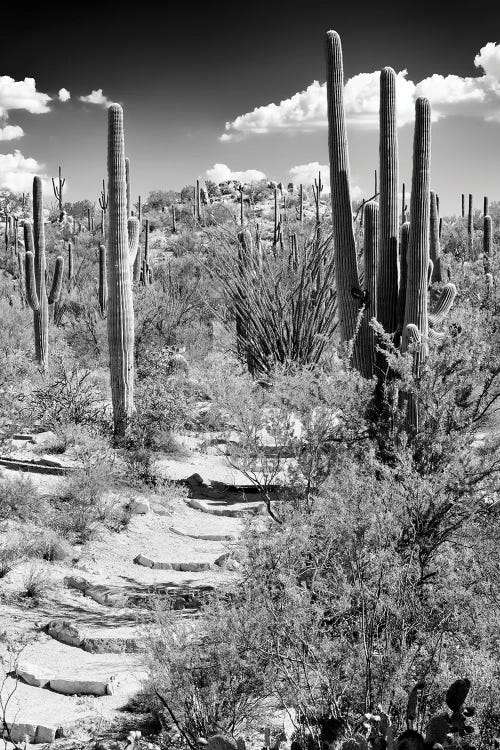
[24,178,64,370]
[430,190,442,282]
[325,30,371,376]
[402,98,431,356]
[378,66,399,334]
[52,165,66,218]
[107,104,135,437]
[364,202,379,378]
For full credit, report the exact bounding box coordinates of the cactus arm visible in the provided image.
[428,283,457,328]
[48,257,64,304]
[25,251,40,311]
[23,220,34,254]
[125,157,131,217]
[128,216,141,278]
[378,67,399,333]
[107,104,135,436]
[325,30,371,376]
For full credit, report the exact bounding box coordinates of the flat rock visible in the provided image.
[16,661,52,688]
[38,455,64,468]
[171,526,239,542]
[49,677,112,696]
[207,735,238,750]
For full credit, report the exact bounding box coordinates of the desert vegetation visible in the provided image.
[0,27,499,750]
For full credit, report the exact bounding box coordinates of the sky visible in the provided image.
[1,0,500,215]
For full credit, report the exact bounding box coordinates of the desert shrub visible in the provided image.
[20,564,52,603]
[28,529,72,562]
[0,475,45,523]
[0,543,21,578]
[26,356,107,430]
[146,600,268,740]
[129,374,189,450]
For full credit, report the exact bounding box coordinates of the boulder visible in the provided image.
[130,497,150,514]
[7,722,37,743]
[134,554,154,568]
[47,620,83,648]
[35,725,58,744]
[31,430,58,446]
[207,735,238,750]
[16,660,52,688]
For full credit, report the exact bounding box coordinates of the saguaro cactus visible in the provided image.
[364,202,379,378]
[24,178,64,369]
[430,191,442,282]
[99,179,108,238]
[325,30,371,376]
[483,215,492,274]
[402,98,431,357]
[67,242,73,289]
[378,66,399,334]
[467,193,474,253]
[107,104,135,436]
[129,216,141,281]
[52,165,66,218]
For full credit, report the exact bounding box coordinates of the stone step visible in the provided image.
[169,525,240,542]
[46,620,145,654]
[64,574,215,612]
[188,497,265,517]
[133,554,213,572]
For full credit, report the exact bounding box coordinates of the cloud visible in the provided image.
[79,89,111,107]
[0,125,24,141]
[205,163,266,183]
[289,161,363,201]
[58,87,71,102]
[0,150,46,192]
[221,41,500,138]
[0,76,51,117]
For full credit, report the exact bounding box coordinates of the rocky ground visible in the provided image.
[0,430,268,748]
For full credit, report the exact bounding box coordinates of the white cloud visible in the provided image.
[0,150,46,192]
[0,76,51,117]
[79,89,111,107]
[221,41,500,138]
[0,125,24,141]
[205,163,266,183]
[58,87,71,102]
[289,161,363,201]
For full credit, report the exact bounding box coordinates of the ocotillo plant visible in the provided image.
[24,178,64,370]
[107,104,135,437]
[430,190,442,282]
[52,165,66,218]
[98,244,107,316]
